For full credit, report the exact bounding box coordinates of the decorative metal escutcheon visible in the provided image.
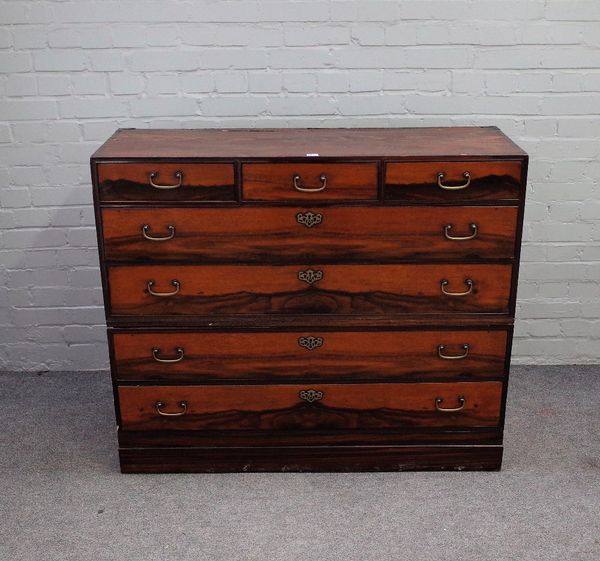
[296,211,323,228]
[297,269,323,285]
[298,336,324,351]
[299,389,324,403]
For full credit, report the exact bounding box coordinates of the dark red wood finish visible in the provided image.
[111,328,508,383]
[97,162,235,202]
[92,127,526,160]
[107,263,513,317]
[118,426,504,448]
[118,382,503,431]
[384,160,523,203]
[91,127,528,473]
[242,162,378,201]
[101,206,519,263]
[119,445,503,473]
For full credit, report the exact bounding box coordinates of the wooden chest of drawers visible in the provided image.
[91,127,528,473]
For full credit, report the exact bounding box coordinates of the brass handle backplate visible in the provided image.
[438,344,469,360]
[148,170,183,190]
[152,347,185,363]
[435,396,466,413]
[293,173,327,193]
[142,224,175,241]
[298,269,323,285]
[298,336,323,351]
[437,171,470,190]
[444,223,478,241]
[299,389,324,403]
[296,211,323,228]
[440,279,473,296]
[147,280,180,297]
[155,400,187,416]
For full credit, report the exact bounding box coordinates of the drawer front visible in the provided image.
[107,263,512,316]
[118,382,503,431]
[97,162,235,203]
[112,329,508,383]
[385,161,522,203]
[243,163,377,201]
[101,206,518,263]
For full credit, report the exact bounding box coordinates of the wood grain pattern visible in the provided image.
[119,445,503,472]
[385,161,522,202]
[111,329,508,382]
[118,427,504,448]
[107,314,516,329]
[107,263,513,316]
[92,126,527,472]
[242,162,377,201]
[91,127,527,159]
[101,206,519,263]
[97,162,235,202]
[118,381,503,431]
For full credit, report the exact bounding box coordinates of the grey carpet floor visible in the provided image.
[0,366,598,561]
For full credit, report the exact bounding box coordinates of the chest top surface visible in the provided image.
[91,126,526,160]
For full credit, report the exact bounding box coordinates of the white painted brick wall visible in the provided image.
[1,0,599,371]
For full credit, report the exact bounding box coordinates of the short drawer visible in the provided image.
[101,206,518,263]
[96,162,235,203]
[107,263,513,316]
[384,160,522,203]
[242,162,377,201]
[117,381,503,431]
[111,329,508,383]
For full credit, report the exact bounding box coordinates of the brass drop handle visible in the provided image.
[152,347,185,363]
[444,223,478,241]
[293,173,327,193]
[438,344,469,360]
[155,400,187,416]
[299,389,324,403]
[146,280,180,297]
[435,396,465,413]
[148,170,183,189]
[142,224,175,241]
[437,171,471,190]
[440,279,473,296]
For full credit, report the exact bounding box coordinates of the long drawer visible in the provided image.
[111,329,508,383]
[118,382,504,431]
[101,206,519,263]
[107,263,513,316]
